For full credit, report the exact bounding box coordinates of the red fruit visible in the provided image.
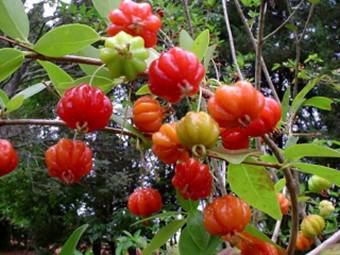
[128,187,163,217]
[152,123,189,164]
[149,47,205,103]
[296,231,314,251]
[221,128,249,150]
[0,139,19,177]
[245,97,282,137]
[208,81,265,128]
[172,158,212,200]
[56,84,112,133]
[277,193,290,215]
[45,139,93,184]
[107,0,161,48]
[238,232,279,255]
[132,96,164,133]
[203,195,251,236]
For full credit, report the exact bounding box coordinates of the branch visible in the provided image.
[263,0,304,41]
[298,3,315,42]
[255,0,266,88]
[262,134,299,255]
[182,0,194,37]
[0,119,134,137]
[306,230,340,255]
[221,0,244,80]
[0,35,33,51]
[233,0,280,102]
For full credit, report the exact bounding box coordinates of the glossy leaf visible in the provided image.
[6,95,25,113]
[208,147,260,165]
[14,83,46,100]
[281,86,290,122]
[191,30,210,61]
[0,89,9,110]
[0,0,29,41]
[176,191,199,212]
[303,96,334,111]
[92,0,121,20]
[244,225,279,247]
[285,144,340,160]
[136,84,151,96]
[143,220,186,255]
[0,48,24,82]
[38,61,74,96]
[291,162,340,186]
[204,44,217,70]
[60,224,89,255]
[228,164,282,220]
[274,179,286,193]
[179,30,194,51]
[131,211,181,226]
[34,24,100,57]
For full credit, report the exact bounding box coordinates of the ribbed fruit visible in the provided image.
[0,139,19,177]
[128,187,163,217]
[301,214,325,238]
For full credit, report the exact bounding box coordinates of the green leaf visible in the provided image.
[14,83,46,100]
[281,86,290,122]
[228,164,282,220]
[0,89,9,110]
[271,63,281,71]
[34,24,100,57]
[0,48,24,82]
[111,115,150,145]
[291,77,321,115]
[73,76,121,94]
[291,162,340,187]
[92,0,121,20]
[204,44,217,70]
[176,191,199,212]
[143,220,186,255]
[131,211,181,226]
[285,144,340,160]
[191,30,210,61]
[136,85,151,96]
[60,224,89,255]
[303,96,334,111]
[244,225,278,247]
[208,148,260,165]
[0,0,29,41]
[77,46,111,78]
[285,136,299,148]
[38,61,74,95]
[179,30,194,51]
[308,0,321,4]
[6,95,24,113]
[285,23,298,32]
[274,179,286,193]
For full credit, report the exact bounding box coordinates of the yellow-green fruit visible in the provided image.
[176,112,219,149]
[100,31,149,81]
[319,200,335,217]
[301,214,325,238]
[308,175,332,193]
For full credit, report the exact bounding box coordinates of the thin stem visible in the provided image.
[182,0,194,37]
[306,230,340,255]
[221,0,244,80]
[0,119,134,137]
[262,134,299,255]
[263,0,304,41]
[0,35,33,51]
[298,4,315,42]
[233,0,280,102]
[89,64,106,86]
[255,0,266,89]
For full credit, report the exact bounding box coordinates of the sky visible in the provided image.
[25,0,72,17]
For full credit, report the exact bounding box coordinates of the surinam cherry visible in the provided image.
[45,139,93,184]
[296,231,314,251]
[277,193,290,215]
[128,187,163,217]
[107,0,161,48]
[148,47,205,103]
[172,158,212,200]
[0,139,19,177]
[221,127,249,150]
[56,84,112,133]
[308,175,332,193]
[132,96,164,133]
[301,214,325,238]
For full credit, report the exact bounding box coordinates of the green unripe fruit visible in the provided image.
[308,175,332,193]
[100,31,149,81]
[301,214,325,238]
[176,111,220,150]
[319,200,335,217]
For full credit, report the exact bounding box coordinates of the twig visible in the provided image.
[263,0,304,41]
[262,134,299,255]
[182,0,194,37]
[0,35,33,51]
[233,0,280,102]
[306,230,340,255]
[298,3,315,42]
[255,1,267,88]
[221,0,244,80]
[0,119,134,137]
